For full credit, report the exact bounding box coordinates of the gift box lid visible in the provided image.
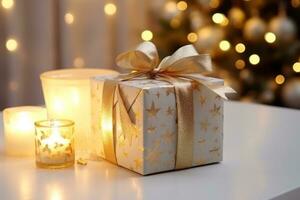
[91,74,224,90]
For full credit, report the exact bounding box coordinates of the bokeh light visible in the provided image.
[6,38,18,52]
[235,43,246,53]
[170,18,180,28]
[73,57,85,68]
[249,54,260,65]
[1,0,14,9]
[64,13,74,25]
[104,3,117,16]
[209,0,220,8]
[275,74,285,85]
[291,0,300,8]
[292,62,300,72]
[176,1,187,11]
[187,32,198,43]
[235,59,246,70]
[212,13,228,26]
[219,40,231,51]
[141,30,153,41]
[264,32,276,43]
[165,1,177,13]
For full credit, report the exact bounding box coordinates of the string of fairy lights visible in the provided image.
[2,0,300,87]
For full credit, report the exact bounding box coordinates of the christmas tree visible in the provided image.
[149,0,300,108]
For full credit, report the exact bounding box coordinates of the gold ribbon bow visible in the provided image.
[101,42,234,169]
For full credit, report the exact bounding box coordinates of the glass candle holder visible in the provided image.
[40,68,118,159]
[35,119,75,169]
[3,106,47,156]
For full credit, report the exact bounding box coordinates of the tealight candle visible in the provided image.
[40,68,118,159]
[35,119,75,169]
[3,106,47,156]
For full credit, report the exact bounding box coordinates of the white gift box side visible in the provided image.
[90,76,224,175]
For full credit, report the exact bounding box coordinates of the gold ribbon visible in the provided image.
[100,42,235,168]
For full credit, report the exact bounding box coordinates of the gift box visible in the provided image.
[90,42,233,175]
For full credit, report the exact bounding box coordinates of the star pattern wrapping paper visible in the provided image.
[90,75,224,175]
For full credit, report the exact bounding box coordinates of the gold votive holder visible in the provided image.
[34,119,75,169]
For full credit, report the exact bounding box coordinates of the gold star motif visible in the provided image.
[160,123,167,127]
[152,139,161,148]
[198,139,206,144]
[209,147,219,153]
[149,80,158,84]
[199,95,206,106]
[166,106,175,116]
[141,81,150,85]
[138,146,144,152]
[156,91,161,99]
[132,128,140,139]
[213,126,219,133]
[146,101,160,117]
[147,126,156,134]
[210,104,221,117]
[99,151,104,157]
[195,159,206,165]
[37,140,41,147]
[192,82,201,91]
[91,92,96,99]
[134,158,142,170]
[118,135,126,147]
[200,119,209,132]
[77,158,88,165]
[146,149,161,165]
[166,88,175,96]
[162,130,175,144]
[168,150,174,155]
[43,144,51,154]
[66,144,73,153]
[215,95,221,100]
[141,80,157,85]
[135,111,141,121]
[122,151,129,158]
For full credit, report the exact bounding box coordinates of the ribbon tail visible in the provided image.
[116,86,139,146]
[208,85,236,100]
[101,80,118,164]
[178,74,236,100]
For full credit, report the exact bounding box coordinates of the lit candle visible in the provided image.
[3,106,47,156]
[40,68,118,159]
[35,119,74,168]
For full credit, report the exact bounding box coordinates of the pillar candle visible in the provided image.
[40,68,118,159]
[3,106,47,156]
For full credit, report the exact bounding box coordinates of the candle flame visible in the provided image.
[14,112,34,132]
[53,99,64,113]
[42,128,69,148]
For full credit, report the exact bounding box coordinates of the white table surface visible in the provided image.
[1,101,300,200]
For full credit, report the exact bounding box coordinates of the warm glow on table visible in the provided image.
[40,68,118,159]
[35,119,74,169]
[3,106,47,156]
[1,102,300,199]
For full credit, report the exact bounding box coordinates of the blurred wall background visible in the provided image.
[0,0,151,110]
